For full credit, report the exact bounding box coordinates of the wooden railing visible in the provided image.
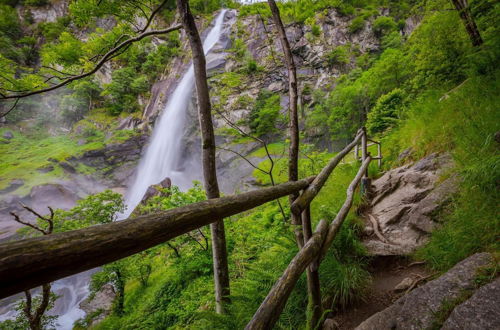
[0,127,380,329]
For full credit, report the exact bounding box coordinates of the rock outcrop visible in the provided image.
[441,277,500,330]
[363,153,457,255]
[355,253,495,330]
[79,283,116,327]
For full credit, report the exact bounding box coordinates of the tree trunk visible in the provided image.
[267,0,301,244]
[175,0,230,313]
[450,0,483,47]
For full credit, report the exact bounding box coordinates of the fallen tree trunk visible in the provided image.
[0,178,313,299]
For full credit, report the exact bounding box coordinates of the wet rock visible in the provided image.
[323,318,340,329]
[356,253,494,330]
[79,283,116,327]
[0,179,24,194]
[116,116,141,130]
[2,131,13,139]
[30,183,78,212]
[363,153,457,256]
[441,277,500,330]
[59,161,76,174]
[397,147,414,162]
[27,0,68,23]
[37,165,54,173]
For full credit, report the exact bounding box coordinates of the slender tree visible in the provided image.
[266,0,301,243]
[450,0,483,47]
[266,1,323,327]
[175,0,230,313]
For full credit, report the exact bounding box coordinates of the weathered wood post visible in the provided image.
[377,142,382,168]
[301,205,322,329]
[360,127,371,197]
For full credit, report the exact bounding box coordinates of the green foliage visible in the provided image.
[349,16,366,33]
[102,68,149,114]
[37,17,71,42]
[61,79,102,124]
[372,16,397,37]
[406,10,473,90]
[366,88,405,135]
[326,45,350,68]
[248,89,282,137]
[0,129,106,194]
[17,190,124,236]
[41,31,83,66]
[135,182,206,215]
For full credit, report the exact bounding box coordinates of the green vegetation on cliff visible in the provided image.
[0,0,498,329]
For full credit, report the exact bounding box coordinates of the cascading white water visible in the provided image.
[0,10,228,329]
[120,9,228,219]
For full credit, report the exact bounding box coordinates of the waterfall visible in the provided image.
[0,10,229,330]
[120,9,228,219]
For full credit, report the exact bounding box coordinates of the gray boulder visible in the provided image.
[355,253,494,330]
[30,183,78,212]
[363,153,457,255]
[2,131,13,139]
[441,277,500,330]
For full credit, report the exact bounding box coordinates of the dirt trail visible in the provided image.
[324,256,429,330]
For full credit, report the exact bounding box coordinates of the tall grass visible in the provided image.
[382,72,500,271]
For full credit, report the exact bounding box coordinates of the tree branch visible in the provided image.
[0,24,182,101]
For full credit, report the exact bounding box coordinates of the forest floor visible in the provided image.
[325,256,430,329]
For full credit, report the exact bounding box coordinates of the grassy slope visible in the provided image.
[383,72,500,271]
[0,109,142,195]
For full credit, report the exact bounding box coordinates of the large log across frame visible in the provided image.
[0,178,313,299]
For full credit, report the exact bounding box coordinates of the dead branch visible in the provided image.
[10,205,54,235]
[213,108,287,220]
[0,98,19,118]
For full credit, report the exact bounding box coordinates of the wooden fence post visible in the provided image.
[360,128,371,197]
[302,205,322,329]
[377,142,382,168]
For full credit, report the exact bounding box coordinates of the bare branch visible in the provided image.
[10,204,55,235]
[10,211,48,235]
[0,98,20,118]
[216,146,269,175]
[139,0,169,33]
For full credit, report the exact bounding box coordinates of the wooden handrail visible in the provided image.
[246,157,371,329]
[291,132,363,214]
[0,177,314,299]
[320,156,371,260]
